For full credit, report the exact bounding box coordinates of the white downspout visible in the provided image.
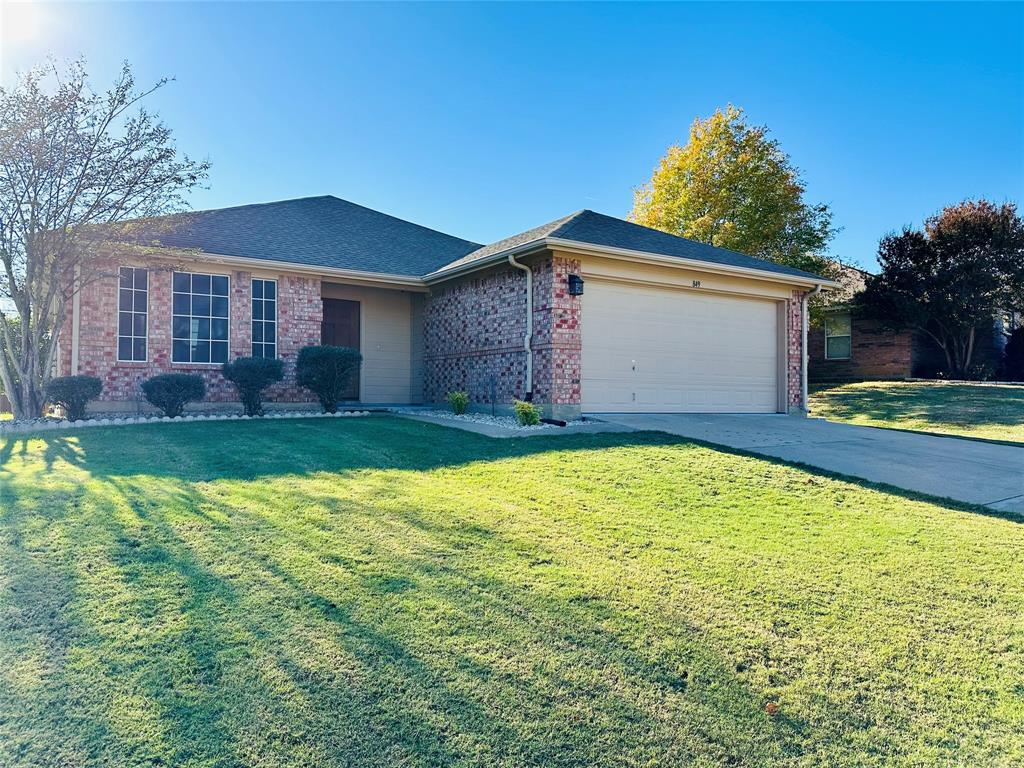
[801,284,823,413]
[508,253,533,399]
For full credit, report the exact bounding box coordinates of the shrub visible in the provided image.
[222,357,284,416]
[142,373,205,418]
[296,345,362,413]
[447,391,469,415]
[45,375,102,421]
[1004,327,1024,381]
[513,399,541,426]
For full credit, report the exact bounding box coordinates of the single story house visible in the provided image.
[808,266,1006,383]
[59,196,836,419]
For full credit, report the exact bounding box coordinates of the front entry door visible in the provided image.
[321,298,360,400]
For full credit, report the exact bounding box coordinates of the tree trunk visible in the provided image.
[963,327,977,377]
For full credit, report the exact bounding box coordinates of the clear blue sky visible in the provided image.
[2,1,1022,269]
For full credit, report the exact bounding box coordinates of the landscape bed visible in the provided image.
[1,416,1022,767]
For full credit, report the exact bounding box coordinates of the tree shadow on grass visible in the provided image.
[813,383,1024,432]
[3,416,1018,764]
[1,462,813,767]
[1,414,1015,524]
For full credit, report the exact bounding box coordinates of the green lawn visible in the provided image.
[1,418,1022,767]
[810,380,1024,444]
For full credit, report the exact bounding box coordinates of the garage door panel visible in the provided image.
[582,280,779,413]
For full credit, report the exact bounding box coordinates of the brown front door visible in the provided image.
[321,298,360,400]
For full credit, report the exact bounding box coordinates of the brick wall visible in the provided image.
[532,255,582,413]
[422,252,583,418]
[786,290,805,411]
[809,314,913,383]
[421,264,529,407]
[60,257,322,406]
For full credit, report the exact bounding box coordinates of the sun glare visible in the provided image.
[1,1,43,45]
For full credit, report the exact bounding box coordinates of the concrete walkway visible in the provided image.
[592,413,1024,513]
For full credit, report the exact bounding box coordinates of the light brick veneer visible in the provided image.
[531,255,582,415]
[59,258,321,407]
[786,289,806,412]
[422,252,583,419]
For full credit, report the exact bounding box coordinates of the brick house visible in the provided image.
[808,266,1005,384]
[59,196,836,419]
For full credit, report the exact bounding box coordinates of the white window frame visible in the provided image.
[171,271,231,365]
[116,266,148,362]
[824,312,852,360]
[251,278,278,359]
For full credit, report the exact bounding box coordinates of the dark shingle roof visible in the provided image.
[433,209,826,281]
[435,211,584,272]
[118,195,481,277]
[117,197,827,283]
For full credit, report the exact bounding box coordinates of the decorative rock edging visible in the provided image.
[392,407,558,432]
[0,410,372,437]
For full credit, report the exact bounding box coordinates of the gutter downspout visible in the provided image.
[508,253,533,399]
[801,284,823,414]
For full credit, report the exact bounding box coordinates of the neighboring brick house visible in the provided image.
[808,266,1005,383]
[59,196,836,419]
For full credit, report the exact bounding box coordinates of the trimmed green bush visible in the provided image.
[45,375,102,421]
[447,391,469,415]
[296,345,362,413]
[142,373,205,418]
[513,399,541,426]
[222,357,284,416]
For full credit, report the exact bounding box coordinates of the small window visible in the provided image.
[172,271,230,363]
[117,267,148,361]
[825,312,852,360]
[251,278,277,358]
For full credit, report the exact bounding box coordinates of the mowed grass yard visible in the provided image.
[1,417,1022,767]
[810,380,1024,444]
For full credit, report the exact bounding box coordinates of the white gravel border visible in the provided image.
[394,408,557,432]
[0,410,372,436]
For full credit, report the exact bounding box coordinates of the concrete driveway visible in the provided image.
[592,413,1024,513]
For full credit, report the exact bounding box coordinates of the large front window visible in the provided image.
[172,271,229,364]
[251,278,277,358]
[825,312,852,360]
[117,267,148,361]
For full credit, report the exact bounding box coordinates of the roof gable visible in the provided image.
[118,195,481,277]
[431,209,828,282]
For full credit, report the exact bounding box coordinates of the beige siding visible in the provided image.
[409,293,425,404]
[572,252,796,300]
[321,283,415,404]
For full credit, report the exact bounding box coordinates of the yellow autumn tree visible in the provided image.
[631,105,836,275]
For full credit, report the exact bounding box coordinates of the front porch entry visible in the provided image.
[321,297,360,400]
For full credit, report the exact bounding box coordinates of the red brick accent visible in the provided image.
[421,252,583,416]
[59,258,322,405]
[786,290,806,411]
[421,264,529,406]
[809,315,913,382]
[532,255,582,408]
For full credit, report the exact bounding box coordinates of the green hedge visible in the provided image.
[222,357,284,416]
[142,374,206,418]
[45,375,102,421]
[296,346,362,413]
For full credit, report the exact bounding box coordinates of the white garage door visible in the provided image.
[582,280,780,413]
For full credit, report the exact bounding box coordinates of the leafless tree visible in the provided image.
[0,58,209,418]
